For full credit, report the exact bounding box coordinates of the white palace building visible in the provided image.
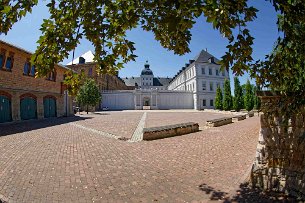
[102,49,229,110]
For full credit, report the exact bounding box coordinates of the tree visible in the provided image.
[76,79,101,114]
[244,80,254,111]
[253,86,261,110]
[233,77,243,111]
[223,79,232,111]
[215,86,223,110]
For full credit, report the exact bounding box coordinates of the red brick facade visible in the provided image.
[66,63,128,91]
[0,40,73,122]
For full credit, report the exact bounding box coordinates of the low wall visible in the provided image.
[143,122,199,140]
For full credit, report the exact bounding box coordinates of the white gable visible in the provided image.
[66,50,95,65]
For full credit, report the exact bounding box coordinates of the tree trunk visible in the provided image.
[251,92,305,199]
[86,105,88,114]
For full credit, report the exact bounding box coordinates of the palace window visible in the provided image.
[202,81,206,90]
[222,70,225,76]
[210,82,213,91]
[216,69,219,76]
[202,99,206,106]
[201,67,205,75]
[209,68,212,75]
[210,99,214,106]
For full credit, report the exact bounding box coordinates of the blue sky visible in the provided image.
[0,1,279,88]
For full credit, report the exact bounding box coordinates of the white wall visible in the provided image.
[102,91,134,110]
[158,91,194,109]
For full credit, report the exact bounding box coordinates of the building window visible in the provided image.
[47,71,56,81]
[210,99,214,106]
[30,65,36,77]
[216,82,220,88]
[5,55,13,71]
[222,70,225,76]
[88,68,92,76]
[209,68,212,75]
[202,99,206,106]
[202,81,206,90]
[23,61,30,75]
[210,82,213,91]
[0,53,4,68]
[201,67,205,75]
[216,69,219,76]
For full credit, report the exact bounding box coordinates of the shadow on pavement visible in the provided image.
[0,116,92,137]
[199,183,298,202]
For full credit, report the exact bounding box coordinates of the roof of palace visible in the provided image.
[122,77,172,87]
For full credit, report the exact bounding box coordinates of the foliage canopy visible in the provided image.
[1,0,305,111]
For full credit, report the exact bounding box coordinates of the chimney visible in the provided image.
[205,48,208,52]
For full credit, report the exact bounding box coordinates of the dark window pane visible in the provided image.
[30,65,35,76]
[24,63,30,75]
[5,57,11,70]
[0,55,3,68]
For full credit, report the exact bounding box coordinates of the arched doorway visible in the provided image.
[20,94,37,120]
[0,94,12,123]
[44,96,57,118]
[143,97,150,106]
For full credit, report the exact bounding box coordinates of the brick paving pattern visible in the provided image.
[73,112,143,139]
[145,112,230,128]
[0,111,259,202]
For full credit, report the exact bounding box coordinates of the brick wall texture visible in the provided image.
[0,40,73,122]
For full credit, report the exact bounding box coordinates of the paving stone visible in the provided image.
[0,111,259,202]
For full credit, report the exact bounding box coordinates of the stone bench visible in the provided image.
[232,114,247,122]
[206,117,232,127]
[247,111,254,117]
[143,122,199,141]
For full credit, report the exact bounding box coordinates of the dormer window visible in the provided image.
[79,57,85,64]
[208,57,215,63]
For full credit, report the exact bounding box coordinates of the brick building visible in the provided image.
[0,40,73,123]
[66,51,128,91]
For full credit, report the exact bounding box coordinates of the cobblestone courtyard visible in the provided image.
[0,110,260,202]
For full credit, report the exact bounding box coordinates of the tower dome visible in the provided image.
[141,61,153,76]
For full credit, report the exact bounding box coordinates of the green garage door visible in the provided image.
[20,97,37,120]
[0,95,12,123]
[44,97,57,118]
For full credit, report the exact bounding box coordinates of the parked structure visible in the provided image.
[0,40,73,123]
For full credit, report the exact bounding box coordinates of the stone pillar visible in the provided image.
[37,94,44,119]
[251,91,305,199]
[11,91,20,121]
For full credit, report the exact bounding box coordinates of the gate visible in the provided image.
[0,95,12,123]
[20,97,37,120]
[44,97,56,118]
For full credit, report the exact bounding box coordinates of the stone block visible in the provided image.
[143,122,199,141]
[206,117,232,127]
